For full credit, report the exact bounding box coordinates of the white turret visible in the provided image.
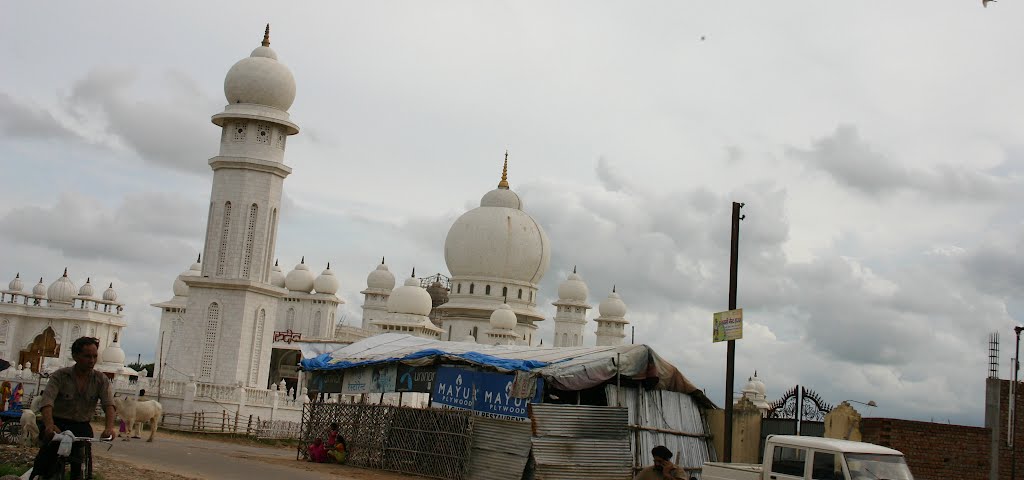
[47,268,77,305]
[486,303,520,345]
[285,257,315,293]
[739,371,770,413]
[31,278,46,298]
[594,286,628,346]
[313,263,339,295]
[270,260,286,288]
[373,270,443,339]
[102,283,119,302]
[78,278,95,298]
[552,267,591,347]
[7,273,22,292]
[360,258,395,330]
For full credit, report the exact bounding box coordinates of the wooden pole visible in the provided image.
[724,201,744,463]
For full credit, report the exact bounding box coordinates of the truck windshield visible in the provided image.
[845,454,914,480]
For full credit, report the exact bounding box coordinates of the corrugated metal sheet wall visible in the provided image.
[529,404,633,480]
[606,386,715,479]
[466,417,532,480]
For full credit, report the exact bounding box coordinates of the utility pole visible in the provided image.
[157,331,165,405]
[724,202,744,463]
[1014,326,1022,480]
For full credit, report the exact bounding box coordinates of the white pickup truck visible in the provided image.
[704,435,914,480]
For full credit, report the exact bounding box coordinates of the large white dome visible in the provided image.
[285,258,315,293]
[223,26,296,112]
[557,270,589,302]
[366,260,396,290]
[489,303,518,330]
[387,276,432,316]
[47,269,77,304]
[314,264,340,295]
[444,163,550,285]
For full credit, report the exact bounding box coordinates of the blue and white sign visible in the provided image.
[432,366,543,420]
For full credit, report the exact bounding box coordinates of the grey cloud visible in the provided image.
[0,191,204,265]
[0,92,78,139]
[63,68,220,174]
[789,125,1015,200]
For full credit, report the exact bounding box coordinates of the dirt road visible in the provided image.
[92,430,414,480]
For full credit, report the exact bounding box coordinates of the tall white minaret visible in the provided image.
[176,25,299,387]
[594,286,629,347]
[361,258,395,329]
[552,267,590,347]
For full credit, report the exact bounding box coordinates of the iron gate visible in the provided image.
[759,385,832,461]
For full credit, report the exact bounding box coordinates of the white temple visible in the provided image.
[140,26,637,419]
[0,269,134,378]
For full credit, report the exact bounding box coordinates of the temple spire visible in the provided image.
[197,253,202,263]
[62,268,68,277]
[262,24,271,47]
[498,150,509,189]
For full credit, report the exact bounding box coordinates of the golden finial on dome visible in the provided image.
[498,150,509,189]
[262,24,271,47]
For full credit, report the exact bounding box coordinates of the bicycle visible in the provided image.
[31,434,113,480]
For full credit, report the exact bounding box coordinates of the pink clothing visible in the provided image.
[308,443,328,463]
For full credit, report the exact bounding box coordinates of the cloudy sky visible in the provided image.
[2,2,1022,425]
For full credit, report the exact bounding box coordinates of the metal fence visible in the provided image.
[299,403,474,480]
[529,404,633,480]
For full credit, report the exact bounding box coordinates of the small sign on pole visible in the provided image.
[713,308,743,342]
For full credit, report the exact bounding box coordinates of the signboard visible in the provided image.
[432,366,543,420]
[370,364,397,393]
[395,364,436,393]
[713,308,743,342]
[341,367,371,394]
[309,371,343,393]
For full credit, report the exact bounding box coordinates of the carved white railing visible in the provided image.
[196,382,239,402]
[245,388,272,407]
[156,379,187,398]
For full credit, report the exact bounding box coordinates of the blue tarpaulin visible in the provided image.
[300,347,549,372]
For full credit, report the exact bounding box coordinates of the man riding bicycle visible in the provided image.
[31,336,116,480]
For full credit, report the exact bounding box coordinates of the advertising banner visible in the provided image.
[341,366,371,394]
[713,308,743,342]
[308,371,343,393]
[370,364,397,393]
[431,366,543,420]
[395,364,436,393]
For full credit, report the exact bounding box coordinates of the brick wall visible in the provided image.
[861,418,989,480]
[992,379,1024,480]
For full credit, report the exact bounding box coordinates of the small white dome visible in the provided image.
[78,278,95,298]
[480,188,522,209]
[285,258,315,293]
[460,334,478,343]
[366,261,396,290]
[32,278,46,297]
[270,260,286,288]
[7,273,23,292]
[751,373,766,396]
[223,26,296,111]
[598,289,627,318]
[489,303,518,330]
[557,270,589,302]
[173,258,202,297]
[47,269,77,304]
[386,276,432,316]
[314,264,340,295]
[102,283,118,302]
[101,341,126,365]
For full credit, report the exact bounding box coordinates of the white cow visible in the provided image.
[18,396,43,446]
[112,396,162,442]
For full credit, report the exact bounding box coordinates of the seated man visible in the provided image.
[32,337,116,480]
[634,445,686,479]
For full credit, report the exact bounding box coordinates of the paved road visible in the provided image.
[92,430,410,480]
